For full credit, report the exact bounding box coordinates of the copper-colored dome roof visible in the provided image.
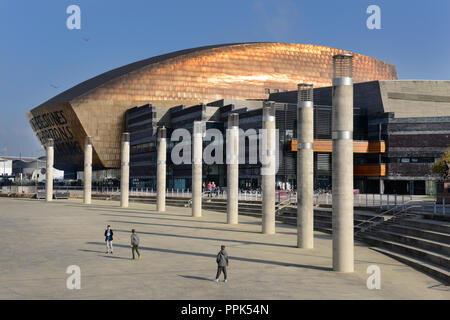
[38,42,397,107]
[29,42,397,169]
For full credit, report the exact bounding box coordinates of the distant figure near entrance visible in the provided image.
[131,229,141,260]
[104,225,114,254]
[443,160,450,180]
[214,245,229,283]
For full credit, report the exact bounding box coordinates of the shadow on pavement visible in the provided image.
[79,249,106,254]
[113,228,297,249]
[86,242,332,272]
[100,213,232,225]
[62,203,188,217]
[106,220,263,234]
[79,249,132,260]
[102,255,132,261]
[178,275,212,282]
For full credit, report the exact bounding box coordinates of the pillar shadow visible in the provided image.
[101,213,293,231]
[113,229,296,248]
[79,249,133,260]
[106,219,296,236]
[63,204,189,217]
[96,210,189,218]
[100,213,229,225]
[106,220,262,234]
[86,242,332,272]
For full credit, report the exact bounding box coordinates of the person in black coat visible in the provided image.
[104,225,114,254]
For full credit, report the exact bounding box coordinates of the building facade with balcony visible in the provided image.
[270,80,450,195]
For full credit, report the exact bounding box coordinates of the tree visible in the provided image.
[433,149,450,179]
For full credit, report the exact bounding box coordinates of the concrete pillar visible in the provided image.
[192,121,204,217]
[261,102,276,234]
[227,113,239,224]
[332,54,354,273]
[157,127,167,212]
[297,84,314,249]
[120,133,130,208]
[45,138,54,202]
[83,136,93,204]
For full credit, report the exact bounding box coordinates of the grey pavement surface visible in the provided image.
[0,197,448,299]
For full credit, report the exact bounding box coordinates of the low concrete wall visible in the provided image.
[1,186,37,194]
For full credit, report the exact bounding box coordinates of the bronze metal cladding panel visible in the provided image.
[27,103,101,169]
[29,43,397,169]
[70,100,131,168]
[74,43,397,104]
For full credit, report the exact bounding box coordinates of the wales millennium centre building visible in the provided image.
[27,42,450,195]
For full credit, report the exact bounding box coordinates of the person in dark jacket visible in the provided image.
[104,225,114,254]
[214,245,229,282]
[130,229,141,260]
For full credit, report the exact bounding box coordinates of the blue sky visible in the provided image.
[0,0,449,156]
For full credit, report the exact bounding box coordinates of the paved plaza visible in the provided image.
[0,197,448,299]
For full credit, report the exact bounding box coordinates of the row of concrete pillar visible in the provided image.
[190,108,277,234]
[296,54,355,272]
[44,110,277,234]
[44,54,354,272]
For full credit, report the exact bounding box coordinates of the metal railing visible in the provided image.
[354,201,425,237]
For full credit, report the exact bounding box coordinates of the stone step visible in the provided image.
[422,214,450,223]
[362,235,450,269]
[314,227,332,234]
[203,198,262,205]
[204,200,289,209]
[313,214,381,225]
[282,208,388,221]
[398,218,450,234]
[202,208,262,217]
[369,247,450,285]
[275,215,333,234]
[202,201,263,209]
[368,229,450,256]
[278,214,369,228]
[381,223,450,244]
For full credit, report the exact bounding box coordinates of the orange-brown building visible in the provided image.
[27,42,397,172]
